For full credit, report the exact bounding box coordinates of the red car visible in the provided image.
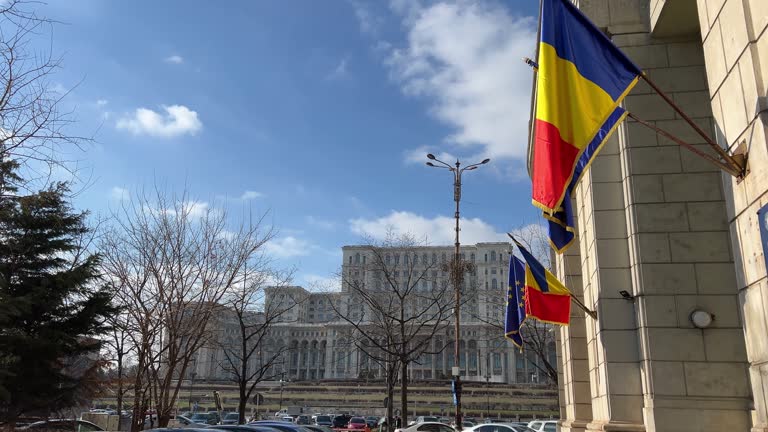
[348,417,368,430]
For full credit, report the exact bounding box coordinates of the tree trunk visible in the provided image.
[400,360,408,427]
[116,352,124,416]
[386,363,395,432]
[239,383,248,424]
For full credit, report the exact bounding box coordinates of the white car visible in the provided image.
[527,420,557,432]
[395,421,455,432]
[408,416,440,426]
[464,423,537,432]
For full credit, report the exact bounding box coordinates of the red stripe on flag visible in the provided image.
[532,119,581,211]
[525,285,570,325]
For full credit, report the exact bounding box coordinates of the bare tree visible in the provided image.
[0,0,90,193]
[471,223,558,384]
[102,312,135,416]
[99,188,273,430]
[218,266,296,424]
[329,232,455,426]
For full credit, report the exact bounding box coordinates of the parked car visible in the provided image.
[207,425,283,432]
[347,417,367,430]
[526,421,556,432]
[364,417,378,428]
[303,425,335,432]
[395,422,454,432]
[221,412,242,425]
[332,415,352,428]
[19,419,104,431]
[464,424,535,432]
[408,416,439,426]
[312,415,332,426]
[188,412,221,425]
[295,415,311,425]
[248,421,313,432]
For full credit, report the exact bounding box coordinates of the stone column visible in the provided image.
[616,4,751,430]
[576,133,645,431]
[696,0,768,430]
[553,220,593,432]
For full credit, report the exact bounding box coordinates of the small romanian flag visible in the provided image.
[532,0,641,228]
[513,238,571,326]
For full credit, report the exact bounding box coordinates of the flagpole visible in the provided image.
[640,72,745,178]
[627,112,740,177]
[570,295,597,320]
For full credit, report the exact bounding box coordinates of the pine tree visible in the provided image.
[0,160,117,426]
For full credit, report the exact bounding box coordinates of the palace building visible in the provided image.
[189,242,557,385]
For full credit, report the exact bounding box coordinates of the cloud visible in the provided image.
[403,145,457,165]
[348,0,384,35]
[350,210,507,244]
[240,190,263,200]
[184,201,209,219]
[302,274,341,291]
[327,57,349,80]
[265,236,312,258]
[109,186,129,201]
[96,99,108,106]
[385,1,537,160]
[305,216,336,230]
[164,55,184,64]
[116,105,202,138]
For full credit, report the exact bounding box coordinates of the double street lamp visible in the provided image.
[425,153,490,431]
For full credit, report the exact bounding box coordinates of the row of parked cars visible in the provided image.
[393,420,557,432]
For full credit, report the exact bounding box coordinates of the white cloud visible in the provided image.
[116,105,202,138]
[96,99,108,106]
[305,216,336,231]
[265,236,311,258]
[240,190,263,200]
[302,274,341,291]
[184,201,209,219]
[350,210,507,244]
[403,145,458,165]
[385,1,537,160]
[327,57,349,80]
[109,186,129,201]
[164,55,184,64]
[348,0,384,35]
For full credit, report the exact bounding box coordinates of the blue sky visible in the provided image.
[33,0,542,287]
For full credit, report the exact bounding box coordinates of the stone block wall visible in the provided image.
[697,0,768,430]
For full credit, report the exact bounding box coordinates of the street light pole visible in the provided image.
[426,154,490,431]
[279,372,286,413]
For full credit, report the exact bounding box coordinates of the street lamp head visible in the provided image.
[426,162,435,167]
[481,158,490,164]
[427,153,436,160]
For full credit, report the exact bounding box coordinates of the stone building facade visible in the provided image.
[190,243,557,386]
[548,1,768,431]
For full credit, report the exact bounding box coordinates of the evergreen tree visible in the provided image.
[0,160,117,426]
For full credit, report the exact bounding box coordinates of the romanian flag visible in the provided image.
[505,256,527,348]
[513,237,571,326]
[532,0,641,218]
[547,107,629,252]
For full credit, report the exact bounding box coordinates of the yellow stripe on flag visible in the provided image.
[535,42,618,149]
[525,265,571,296]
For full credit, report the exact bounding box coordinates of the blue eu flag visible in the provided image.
[505,255,527,348]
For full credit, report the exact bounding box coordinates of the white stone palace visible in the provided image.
[189,242,557,385]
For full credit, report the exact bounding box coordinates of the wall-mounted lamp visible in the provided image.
[690,309,714,329]
[619,290,633,301]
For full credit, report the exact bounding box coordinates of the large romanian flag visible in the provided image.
[532,0,641,216]
[513,238,572,326]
